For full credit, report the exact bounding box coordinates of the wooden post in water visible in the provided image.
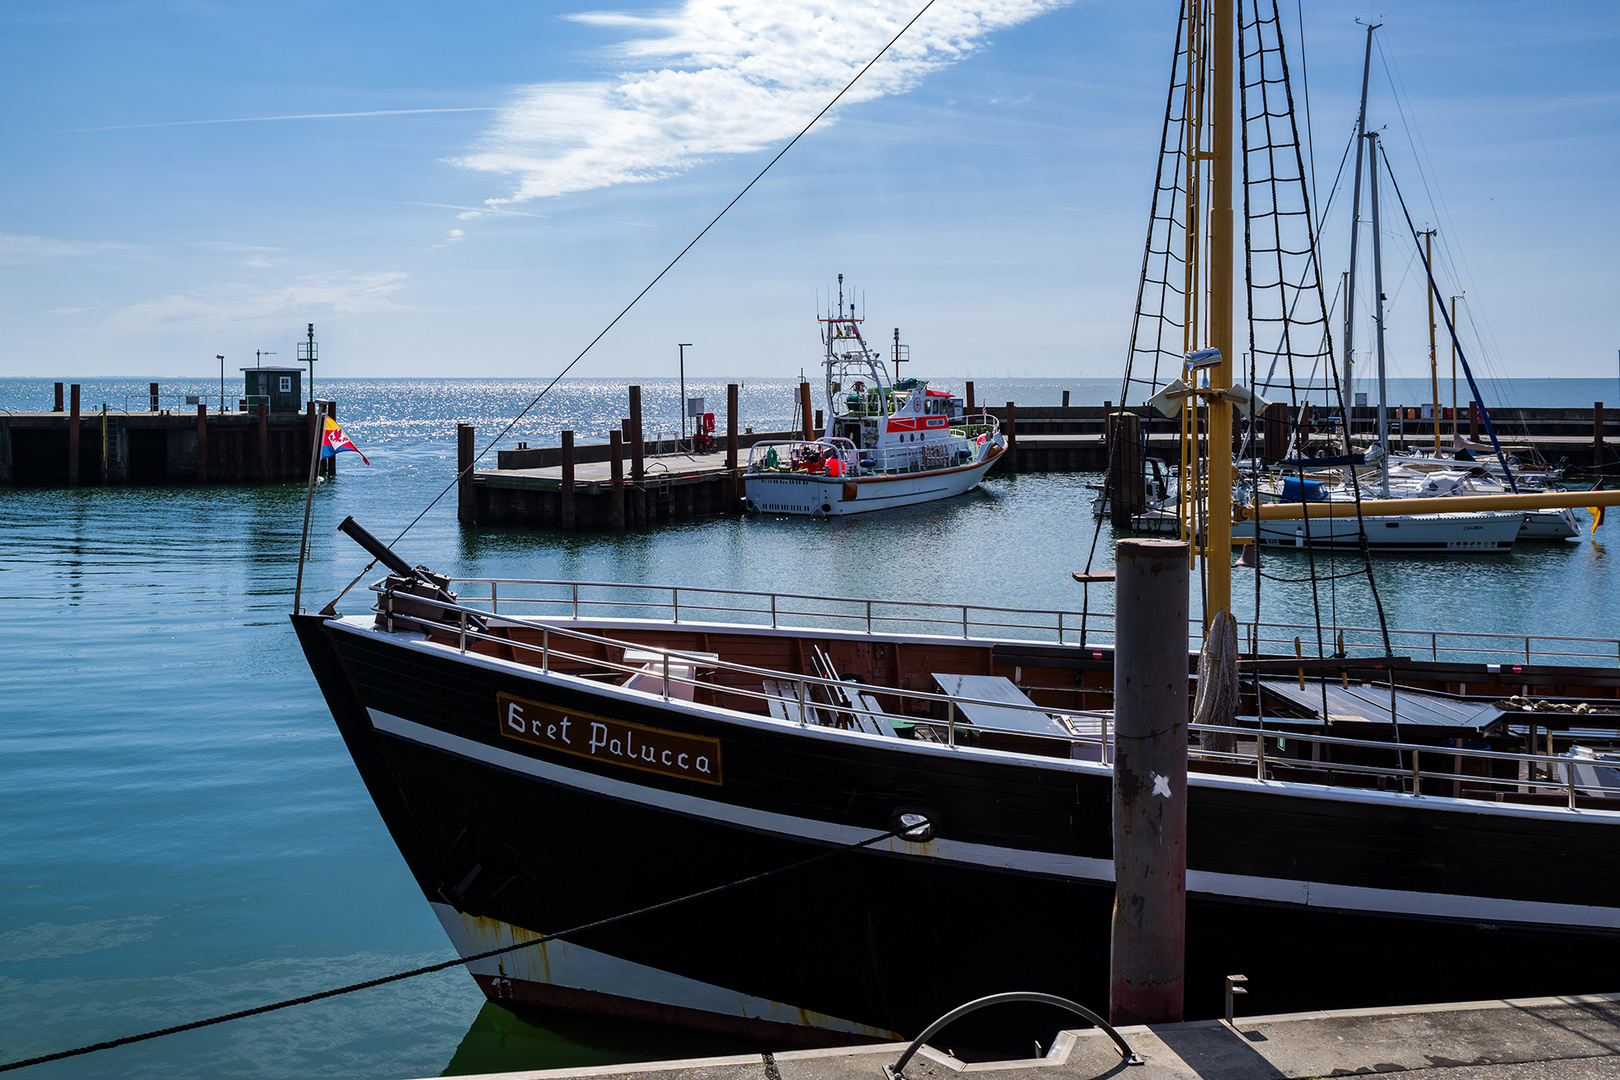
[726,383,740,511]
[256,403,269,480]
[1596,403,1606,466]
[1262,401,1288,462]
[457,424,475,522]
[609,430,625,530]
[1004,401,1018,472]
[966,381,975,414]
[1110,538,1189,1027]
[196,404,208,483]
[1063,389,1071,408]
[1469,400,1480,443]
[560,430,576,531]
[150,382,160,412]
[67,384,81,485]
[629,385,646,528]
[53,383,63,412]
[799,381,815,440]
[1108,411,1142,529]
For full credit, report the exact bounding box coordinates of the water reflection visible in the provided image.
[441,1002,766,1077]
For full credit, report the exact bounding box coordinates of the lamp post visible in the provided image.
[217,355,225,412]
[678,343,693,447]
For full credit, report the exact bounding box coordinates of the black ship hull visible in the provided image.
[294,612,1620,1044]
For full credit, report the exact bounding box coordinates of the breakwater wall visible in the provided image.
[1,382,339,485]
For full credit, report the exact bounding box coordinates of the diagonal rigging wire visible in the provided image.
[324,0,944,606]
[0,827,902,1073]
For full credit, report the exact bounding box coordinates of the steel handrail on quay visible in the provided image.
[367,583,1616,811]
[444,577,1620,668]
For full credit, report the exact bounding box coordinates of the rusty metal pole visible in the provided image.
[457,424,475,523]
[196,403,208,483]
[609,429,626,530]
[53,383,63,412]
[1110,538,1189,1027]
[1596,402,1605,466]
[560,430,576,531]
[799,380,815,441]
[966,381,975,414]
[67,384,81,485]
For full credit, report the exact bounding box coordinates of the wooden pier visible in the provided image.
[459,387,1619,530]
[1,381,337,486]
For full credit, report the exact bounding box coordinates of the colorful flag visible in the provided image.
[320,415,370,465]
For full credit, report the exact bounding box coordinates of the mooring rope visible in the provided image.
[0,827,902,1073]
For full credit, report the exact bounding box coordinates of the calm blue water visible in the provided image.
[1,377,1616,1080]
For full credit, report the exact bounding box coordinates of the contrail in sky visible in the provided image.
[57,107,497,133]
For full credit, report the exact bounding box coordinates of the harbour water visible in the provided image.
[2,377,1616,1080]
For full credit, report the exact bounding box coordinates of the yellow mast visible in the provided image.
[1205,0,1235,629]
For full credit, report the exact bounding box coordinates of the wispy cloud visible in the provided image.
[453,0,1073,203]
[108,271,409,326]
[0,231,131,263]
[57,107,497,134]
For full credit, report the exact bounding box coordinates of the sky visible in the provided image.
[1,0,1616,383]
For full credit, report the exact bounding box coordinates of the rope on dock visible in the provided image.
[0,827,904,1073]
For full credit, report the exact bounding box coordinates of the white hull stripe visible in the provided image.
[370,710,1620,931]
[429,902,899,1038]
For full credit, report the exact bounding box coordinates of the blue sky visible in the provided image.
[2,0,1615,383]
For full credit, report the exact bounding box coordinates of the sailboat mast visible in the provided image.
[1423,229,1440,451]
[1368,131,1391,498]
[1205,0,1235,629]
[1342,23,1379,437]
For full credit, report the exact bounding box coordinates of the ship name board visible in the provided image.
[497,692,722,785]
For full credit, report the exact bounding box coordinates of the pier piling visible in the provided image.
[67,384,80,485]
[1004,401,1018,472]
[1108,411,1143,528]
[256,404,269,480]
[149,382,159,413]
[457,424,475,522]
[799,381,815,440]
[1110,538,1189,1028]
[609,430,625,530]
[196,404,208,483]
[966,381,975,413]
[1596,402,1605,463]
[53,383,63,413]
[560,430,576,531]
[629,385,646,527]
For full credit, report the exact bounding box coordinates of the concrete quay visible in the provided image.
[420,994,1620,1080]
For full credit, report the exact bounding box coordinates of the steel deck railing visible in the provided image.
[424,577,1620,668]
[366,581,1620,812]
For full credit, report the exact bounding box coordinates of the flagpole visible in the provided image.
[294,402,327,614]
